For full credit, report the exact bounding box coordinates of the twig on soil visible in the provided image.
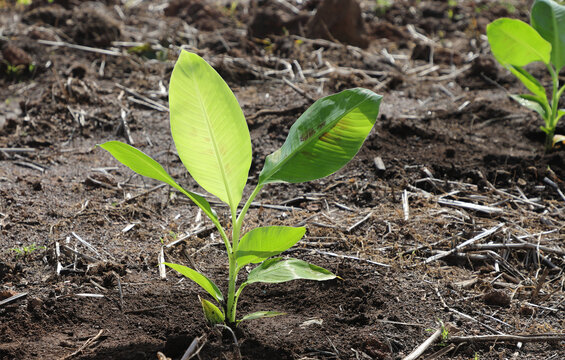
[465,242,565,256]
[347,212,373,233]
[0,148,36,153]
[282,77,316,103]
[0,292,28,307]
[158,247,166,280]
[38,39,122,56]
[121,183,167,204]
[113,271,124,311]
[165,226,216,248]
[375,319,425,327]
[180,335,206,360]
[543,177,565,202]
[14,161,46,173]
[274,0,300,14]
[59,329,104,360]
[402,190,409,221]
[448,333,565,344]
[437,198,503,215]
[60,244,100,263]
[55,241,63,276]
[114,83,168,112]
[86,175,116,189]
[291,248,390,268]
[424,223,505,264]
[119,109,135,145]
[402,328,442,360]
[435,287,503,335]
[71,232,104,260]
[424,343,457,359]
[247,104,305,121]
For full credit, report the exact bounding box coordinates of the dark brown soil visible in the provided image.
[1,0,564,359]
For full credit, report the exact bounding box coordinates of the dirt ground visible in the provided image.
[1,0,564,359]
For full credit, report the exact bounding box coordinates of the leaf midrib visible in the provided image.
[189,66,235,209]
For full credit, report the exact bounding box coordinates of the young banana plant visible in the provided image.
[100,51,382,327]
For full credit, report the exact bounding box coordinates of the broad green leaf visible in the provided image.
[164,262,224,303]
[510,94,548,120]
[244,258,336,285]
[487,18,551,66]
[236,226,306,269]
[99,141,217,221]
[508,65,548,100]
[531,0,565,71]
[258,88,381,185]
[169,51,252,210]
[237,311,285,325]
[199,296,225,325]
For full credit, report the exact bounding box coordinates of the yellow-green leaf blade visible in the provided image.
[169,51,251,210]
[199,297,225,325]
[258,88,381,185]
[164,262,224,303]
[236,226,306,269]
[487,18,551,66]
[245,258,336,285]
[98,141,217,221]
[531,0,565,72]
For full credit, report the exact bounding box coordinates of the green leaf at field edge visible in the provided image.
[258,88,382,185]
[486,18,551,66]
[164,262,224,303]
[531,0,565,72]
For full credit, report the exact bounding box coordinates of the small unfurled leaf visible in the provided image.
[237,311,285,325]
[531,0,565,72]
[508,65,548,100]
[258,88,381,185]
[164,262,224,303]
[169,51,251,211]
[487,18,551,66]
[236,226,306,269]
[510,94,548,119]
[99,141,217,221]
[244,258,336,285]
[200,296,225,325]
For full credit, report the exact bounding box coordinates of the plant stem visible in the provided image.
[225,184,264,325]
[236,184,264,231]
[226,250,237,325]
[226,206,239,325]
[544,64,560,152]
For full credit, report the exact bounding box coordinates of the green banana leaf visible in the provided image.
[99,141,217,221]
[236,226,306,269]
[531,0,565,72]
[244,258,336,285]
[164,262,224,304]
[487,18,551,67]
[258,88,381,185]
[169,51,252,211]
